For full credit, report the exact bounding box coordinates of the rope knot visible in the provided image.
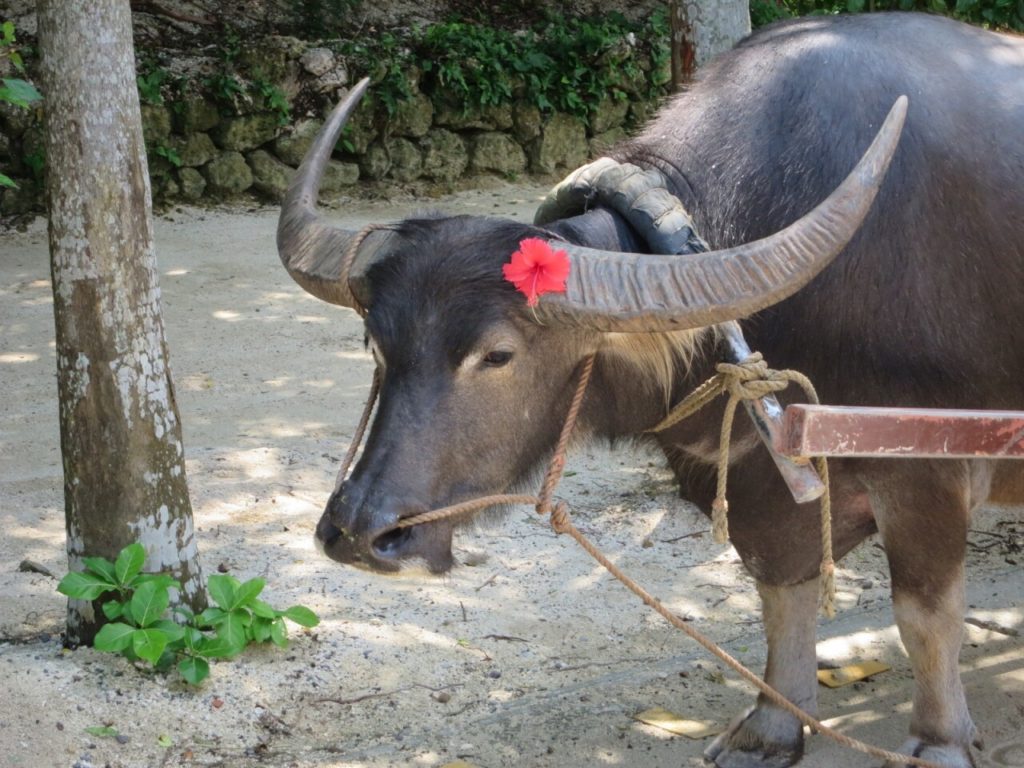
[716,353,789,401]
[652,345,836,619]
[549,501,572,535]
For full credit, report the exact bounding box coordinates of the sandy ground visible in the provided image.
[1,184,1022,768]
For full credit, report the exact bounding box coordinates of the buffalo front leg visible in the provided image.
[868,493,978,768]
[870,466,979,768]
[705,578,819,768]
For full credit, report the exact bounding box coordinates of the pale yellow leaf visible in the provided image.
[817,660,891,688]
[633,706,721,738]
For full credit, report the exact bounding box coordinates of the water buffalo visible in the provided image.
[277,12,1023,768]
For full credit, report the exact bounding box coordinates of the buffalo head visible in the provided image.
[278,79,906,573]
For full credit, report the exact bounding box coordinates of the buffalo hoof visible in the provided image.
[704,705,803,768]
[881,738,977,768]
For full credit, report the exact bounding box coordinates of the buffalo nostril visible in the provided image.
[371,527,414,559]
[315,514,345,547]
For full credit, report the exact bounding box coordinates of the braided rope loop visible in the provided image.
[650,353,836,618]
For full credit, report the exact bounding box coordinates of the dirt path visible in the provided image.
[1,185,1021,768]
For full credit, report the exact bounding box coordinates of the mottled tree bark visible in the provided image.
[670,0,750,89]
[37,0,205,646]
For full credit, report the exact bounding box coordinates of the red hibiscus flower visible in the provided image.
[502,238,571,307]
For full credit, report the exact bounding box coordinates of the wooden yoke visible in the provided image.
[779,405,1024,459]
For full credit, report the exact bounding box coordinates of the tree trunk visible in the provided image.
[37,0,205,646]
[670,0,751,89]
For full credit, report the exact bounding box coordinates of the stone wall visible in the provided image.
[0,12,670,217]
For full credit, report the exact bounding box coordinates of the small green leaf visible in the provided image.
[207,574,239,611]
[197,606,226,627]
[231,577,265,609]
[251,617,273,643]
[93,622,135,653]
[84,725,118,738]
[1,21,14,41]
[217,610,249,649]
[197,634,244,659]
[183,626,205,652]
[130,580,169,628]
[157,733,173,748]
[154,648,177,672]
[133,573,181,591]
[281,605,319,628]
[57,571,116,601]
[132,628,169,665]
[5,78,41,105]
[9,50,23,72]
[152,619,186,644]
[114,543,146,586]
[249,599,277,619]
[82,556,117,583]
[0,172,16,189]
[269,617,288,648]
[178,656,210,685]
[101,600,125,621]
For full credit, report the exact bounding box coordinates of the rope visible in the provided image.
[538,355,595,513]
[649,353,836,618]
[394,355,597,530]
[332,355,939,767]
[333,368,380,492]
[546,504,940,768]
[340,223,391,317]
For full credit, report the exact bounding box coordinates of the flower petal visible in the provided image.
[503,238,571,306]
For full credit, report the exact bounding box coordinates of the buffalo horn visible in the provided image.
[532,96,909,333]
[277,78,394,310]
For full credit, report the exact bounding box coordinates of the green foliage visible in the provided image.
[154,144,182,167]
[0,76,41,108]
[751,0,1024,30]
[0,19,42,190]
[137,66,168,106]
[333,31,413,117]
[252,77,291,125]
[335,11,669,124]
[23,148,45,180]
[420,23,517,109]
[204,72,244,108]
[291,0,362,38]
[58,543,320,685]
[202,29,246,111]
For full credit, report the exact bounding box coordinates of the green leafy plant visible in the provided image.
[334,31,414,117]
[154,144,182,167]
[203,29,247,111]
[0,20,43,190]
[22,148,45,179]
[252,77,291,125]
[335,11,670,127]
[204,72,245,108]
[137,67,168,106]
[751,0,1023,30]
[291,0,362,37]
[58,543,319,685]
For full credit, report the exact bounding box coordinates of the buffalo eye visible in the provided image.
[482,350,513,367]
